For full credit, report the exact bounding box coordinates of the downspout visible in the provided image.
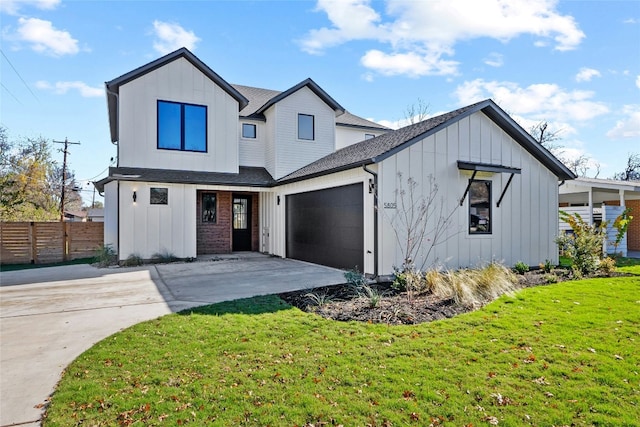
[363,164,378,278]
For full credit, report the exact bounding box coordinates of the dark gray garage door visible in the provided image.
[286,183,363,270]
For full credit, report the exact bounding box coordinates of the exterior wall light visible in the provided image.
[133,191,137,203]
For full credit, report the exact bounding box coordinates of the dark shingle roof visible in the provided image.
[232,83,388,130]
[94,166,275,193]
[336,111,390,130]
[278,102,485,183]
[279,99,575,183]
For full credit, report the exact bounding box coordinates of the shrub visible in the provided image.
[544,274,559,284]
[556,211,607,276]
[514,261,529,275]
[151,250,178,264]
[344,269,366,294]
[93,244,117,268]
[304,291,333,309]
[539,259,554,274]
[599,257,616,276]
[123,253,143,267]
[359,285,384,308]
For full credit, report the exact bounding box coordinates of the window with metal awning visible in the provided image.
[457,161,521,207]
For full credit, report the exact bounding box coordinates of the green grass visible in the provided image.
[0,257,93,272]
[44,275,640,426]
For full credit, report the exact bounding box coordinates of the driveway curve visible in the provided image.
[0,254,345,426]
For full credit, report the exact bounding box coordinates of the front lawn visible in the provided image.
[44,270,640,426]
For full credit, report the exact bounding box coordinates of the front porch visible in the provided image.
[196,190,260,255]
[559,177,640,256]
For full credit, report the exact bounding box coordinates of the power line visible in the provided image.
[0,82,22,105]
[0,49,39,102]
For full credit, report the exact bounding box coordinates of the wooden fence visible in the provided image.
[0,222,103,265]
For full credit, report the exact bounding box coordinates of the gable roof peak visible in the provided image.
[105,47,248,143]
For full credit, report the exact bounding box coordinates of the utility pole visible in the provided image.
[54,138,80,222]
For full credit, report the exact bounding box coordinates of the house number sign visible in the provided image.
[383,202,397,209]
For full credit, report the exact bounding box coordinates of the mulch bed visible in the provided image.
[279,268,624,325]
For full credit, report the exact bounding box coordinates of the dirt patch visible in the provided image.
[279,268,624,325]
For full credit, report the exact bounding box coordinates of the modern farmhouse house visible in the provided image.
[96,48,575,275]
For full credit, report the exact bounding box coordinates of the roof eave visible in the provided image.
[255,78,345,116]
[479,102,576,181]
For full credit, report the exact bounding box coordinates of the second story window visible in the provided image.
[365,133,375,140]
[298,113,314,141]
[157,100,207,152]
[242,123,256,139]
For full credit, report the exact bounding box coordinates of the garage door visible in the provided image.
[286,183,363,270]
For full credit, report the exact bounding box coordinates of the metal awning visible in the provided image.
[457,161,521,207]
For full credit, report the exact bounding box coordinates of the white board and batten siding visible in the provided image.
[261,168,376,274]
[238,120,267,168]
[103,181,119,252]
[118,57,240,173]
[269,86,337,180]
[117,181,197,260]
[335,126,386,150]
[377,111,559,273]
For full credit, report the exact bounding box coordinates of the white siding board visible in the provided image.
[104,181,118,251]
[272,87,336,179]
[118,57,239,173]
[374,110,562,273]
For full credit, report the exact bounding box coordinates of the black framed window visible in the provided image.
[298,113,314,140]
[469,180,491,234]
[157,100,207,152]
[202,193,217,222]
[233,197,248,229]
[242,123,256,139]
[365,133,375,140]
[150,188,168,205]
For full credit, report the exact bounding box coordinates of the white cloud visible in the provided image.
[152,20,200,54]
[636,75,640,89]
[483,52,504,67]
[623,18,638,24]
[360,49,458,77]
[0,0,60,15]
[454,78,609,122]
[575,67,601,82]
[16,17,79,56]
[606,105,640,139]
[300,0,584,77]
[36,80,102,97]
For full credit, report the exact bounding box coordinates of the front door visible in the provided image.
[232,195,252,251]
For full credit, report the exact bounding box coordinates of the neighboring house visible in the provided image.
[63,210,87,222]
[559,177,640,256]
[96,48,574,274]
[86,208,104,222]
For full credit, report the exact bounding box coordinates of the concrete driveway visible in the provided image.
[0,253,345,427]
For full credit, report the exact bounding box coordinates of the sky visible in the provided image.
[1,0,639,206]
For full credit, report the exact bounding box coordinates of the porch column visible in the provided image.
[619,189,625,207]
[588,187,593,224]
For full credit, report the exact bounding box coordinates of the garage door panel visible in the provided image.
[286,183,364,270]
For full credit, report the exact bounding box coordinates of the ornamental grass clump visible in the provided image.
[423,263,518,308]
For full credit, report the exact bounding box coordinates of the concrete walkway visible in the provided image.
[0,254,345,427]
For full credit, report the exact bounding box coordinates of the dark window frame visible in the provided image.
[364,133,375,140]
[201,193,217,223]
[241,123,257,139]
[157,100,208,153]
[298,113,315,141]
[468,180,492,235]
[150,187,169,205]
